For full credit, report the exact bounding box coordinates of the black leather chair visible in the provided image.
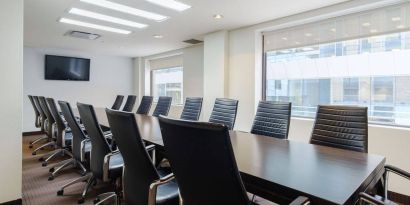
[137,96,153,115]
[310,105,368,153]
[31,96,57,155]
[122,95,137,112]
[28,96,49,148]
[180,97,203,121]
[49,101,89,181]
[111,95,124,110]
[209,98,239,130]
[153,96,172,117]
[39,98,73,167]
[251,101,291,139]
[359,165,409,205]
[158,116,309,205]
[105,109,179,205]
[73,103,123,204]
[28,95,41,129]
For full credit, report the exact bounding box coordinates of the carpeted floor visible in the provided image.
[22,134,275,205]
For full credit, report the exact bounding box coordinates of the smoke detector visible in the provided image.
[65,31,101,40]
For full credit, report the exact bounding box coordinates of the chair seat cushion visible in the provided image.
[156,168,179,205]
[108,152,123,179]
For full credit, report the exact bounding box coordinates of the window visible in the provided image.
[263,31,410,127]
[151,67,183,105]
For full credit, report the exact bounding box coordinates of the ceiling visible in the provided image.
[24,0,349,57]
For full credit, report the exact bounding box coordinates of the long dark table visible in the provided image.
[93,108,385,205]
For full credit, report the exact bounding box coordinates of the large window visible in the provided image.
[264,31,410,127]
[151,67,183,105]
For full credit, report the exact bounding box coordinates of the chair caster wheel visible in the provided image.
[48,176,54,181]
[29,145,33,148]
[32,152,37,156]
[42,162,47,167]
[49,167,55,173]
[78,198,85,204]
[38,157,44,162]
[93,198,100,204]
[57,190,64,196]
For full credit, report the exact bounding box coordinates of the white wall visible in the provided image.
[24,47,134,132]
[0,0,23,203]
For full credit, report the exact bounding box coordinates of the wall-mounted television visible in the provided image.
[45,55,90,81]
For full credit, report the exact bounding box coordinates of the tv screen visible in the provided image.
[45,55,90,81]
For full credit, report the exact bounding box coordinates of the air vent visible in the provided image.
[65,31,101,40]
[183,39,203,44]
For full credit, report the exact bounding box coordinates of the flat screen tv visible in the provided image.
[45,55,90,81]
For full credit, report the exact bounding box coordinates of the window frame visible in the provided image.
[150,66,184,105]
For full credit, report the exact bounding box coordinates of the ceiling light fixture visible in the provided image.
[69,8,148,28]
[80,0,168,22]
[153,34,163,38]
[146,0,191,11]
[59,18,131,34]
[397,25,405,29]
[305,33,312,37]
[281,37,288,41]
[391,17,401,22]
[362,22,371,27]
[330,28,336,32]
[370,29,378,33]
[213,14,223,19]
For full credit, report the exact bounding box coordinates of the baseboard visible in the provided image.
[0,199,22,205]
[22,131,44,136]
[389,191,410,204]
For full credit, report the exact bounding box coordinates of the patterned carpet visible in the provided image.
[22,134,275,205]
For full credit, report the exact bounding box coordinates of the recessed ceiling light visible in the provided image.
[59,18,131,34]
[397,25,405,29]
[80,0,168,22]
[330,28,336,32]
[370,29,378,33]
[213,14,223,19]
[69,8,148,28]
[281,37,288,41]
[391,17,401,22]
[146,0,191,11]
[295,41,300,45]
[305,33,312,37]
[153,34,163,38]
[362,22,371,27]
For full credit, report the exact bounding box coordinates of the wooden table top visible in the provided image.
[92,108,385,205]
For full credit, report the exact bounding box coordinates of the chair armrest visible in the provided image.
[103,150,121,182]
[359,192,386,205]
[289,196,310,205]
[80,138,91,162]
[385,165,410,180]
[148,173,175,205]
[145,144,156,164]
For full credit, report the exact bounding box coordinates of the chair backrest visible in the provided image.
[33,96,46,130]
[180,97,203,121]
[159,117,250,205]
[122,95,137,112]
[152,96,172,117]
[136,96,153,115]
[46,98,67,146]
[111,95,124,110]
[106,108,160,205]
[59,101,87,160]
[310,105,368,153]
[28,95,40,117]
[209,98,239,130]
[39,96,55,136]
[78,103,112,179]
[251,101,292,139]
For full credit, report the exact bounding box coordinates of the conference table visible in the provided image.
[92,108,385,205]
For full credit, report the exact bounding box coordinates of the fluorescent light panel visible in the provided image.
[80,0,168,21]
[146,0,191,11]
[69,8,148,28]
[59,18,131,34]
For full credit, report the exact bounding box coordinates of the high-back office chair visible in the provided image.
[28,96,48,148]
[251,101,292,139]
[111,95,124,110]
[31,96,57,155]
[310,105,368,153]
[75,103,123,204]
[153,96,172,117]
[158,116,309,205]
[122,95,137,112]
[28,95,41,128]
[136,96,153,115]
[105,109,179,205]
[209,98,239,130]
[39,98,73,167]
[180,97,203,121]
[49,101,89,181]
